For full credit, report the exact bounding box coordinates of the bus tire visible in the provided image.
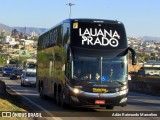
[106,105,114,109]
[40,85,46,99]
[121,103,127,107]
[60,93,65,108]
[56,91,60,106]
[21,81,23,86]
[60,92,70,108]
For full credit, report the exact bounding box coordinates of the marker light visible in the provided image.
[121,86,127,91]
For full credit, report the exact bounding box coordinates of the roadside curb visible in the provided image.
[6,85,62,120]
[0,80,6,93]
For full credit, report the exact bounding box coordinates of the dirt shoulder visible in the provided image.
[0,80,46,120]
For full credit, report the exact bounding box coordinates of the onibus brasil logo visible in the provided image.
[79,28,120,47]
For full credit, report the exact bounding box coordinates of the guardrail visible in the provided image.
[129,75,160,96]
[130,74,160,83]
[0,80,6,93]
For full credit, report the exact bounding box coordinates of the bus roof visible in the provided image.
[67,18,122,24]
[40,18,123,36]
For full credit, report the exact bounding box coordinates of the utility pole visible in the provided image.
[66,3,75,18]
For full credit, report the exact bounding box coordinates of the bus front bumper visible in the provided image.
[68,88,128,106]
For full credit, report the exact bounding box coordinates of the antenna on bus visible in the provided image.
[66,3,75,18]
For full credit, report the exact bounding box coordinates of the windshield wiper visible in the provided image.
[113,81,125,85]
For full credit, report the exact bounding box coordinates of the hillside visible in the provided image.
[0,23,10,31]
[0,23,48,35]
[143,36,160,42]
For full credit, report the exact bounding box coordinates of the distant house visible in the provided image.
[19,39,34,45]
[138,60,160,76]
[2,36,16,45]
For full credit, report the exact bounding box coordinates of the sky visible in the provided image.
[0,0,160,37]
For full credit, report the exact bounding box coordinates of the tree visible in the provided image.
[144,54,151,61]
[1,29,7,38]
[11,29,19,39]
[138,52,145,63]
[19,32,25,39]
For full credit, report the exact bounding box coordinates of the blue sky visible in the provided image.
[0,0,160,37]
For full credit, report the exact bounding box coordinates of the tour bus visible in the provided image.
[36,18,136,109]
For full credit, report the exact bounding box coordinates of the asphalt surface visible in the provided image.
[1,76,160,120]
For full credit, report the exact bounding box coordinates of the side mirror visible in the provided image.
[128,47,137,65]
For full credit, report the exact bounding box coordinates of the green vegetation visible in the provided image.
[0,81,30,120]
[0,58,3,65]
[0,56,31,66]
[0,94,26,111]
[0,93,30,120]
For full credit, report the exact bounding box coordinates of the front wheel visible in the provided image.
[21,80,26,87]
[106,105,114,109]
[21,80,24,86]
[60,92,70,108]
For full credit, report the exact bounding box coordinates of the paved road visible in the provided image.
[1,76,160,120]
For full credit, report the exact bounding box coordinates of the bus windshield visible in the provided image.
[72,55,128,84]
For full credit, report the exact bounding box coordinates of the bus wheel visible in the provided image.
[56,91,60,106]
[106,105,114,109]
[60,93,65,107]
[40,86,46,99]
[60,93,69,108]
[21,81,23,86]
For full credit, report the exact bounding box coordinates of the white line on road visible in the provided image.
[7,86,63,120]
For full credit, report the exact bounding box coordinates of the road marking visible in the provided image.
[7,86,63,120]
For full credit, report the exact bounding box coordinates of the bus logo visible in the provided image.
[79,28,120,47]
[92,88,109,93]
[73,22,78,29]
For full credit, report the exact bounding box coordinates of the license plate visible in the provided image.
[95,100,106,105]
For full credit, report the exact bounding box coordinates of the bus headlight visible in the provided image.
[68,85,83,94]
[73,88,80,94]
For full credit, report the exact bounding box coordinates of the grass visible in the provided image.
[0,82,31,120]
[0,92,27,111]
